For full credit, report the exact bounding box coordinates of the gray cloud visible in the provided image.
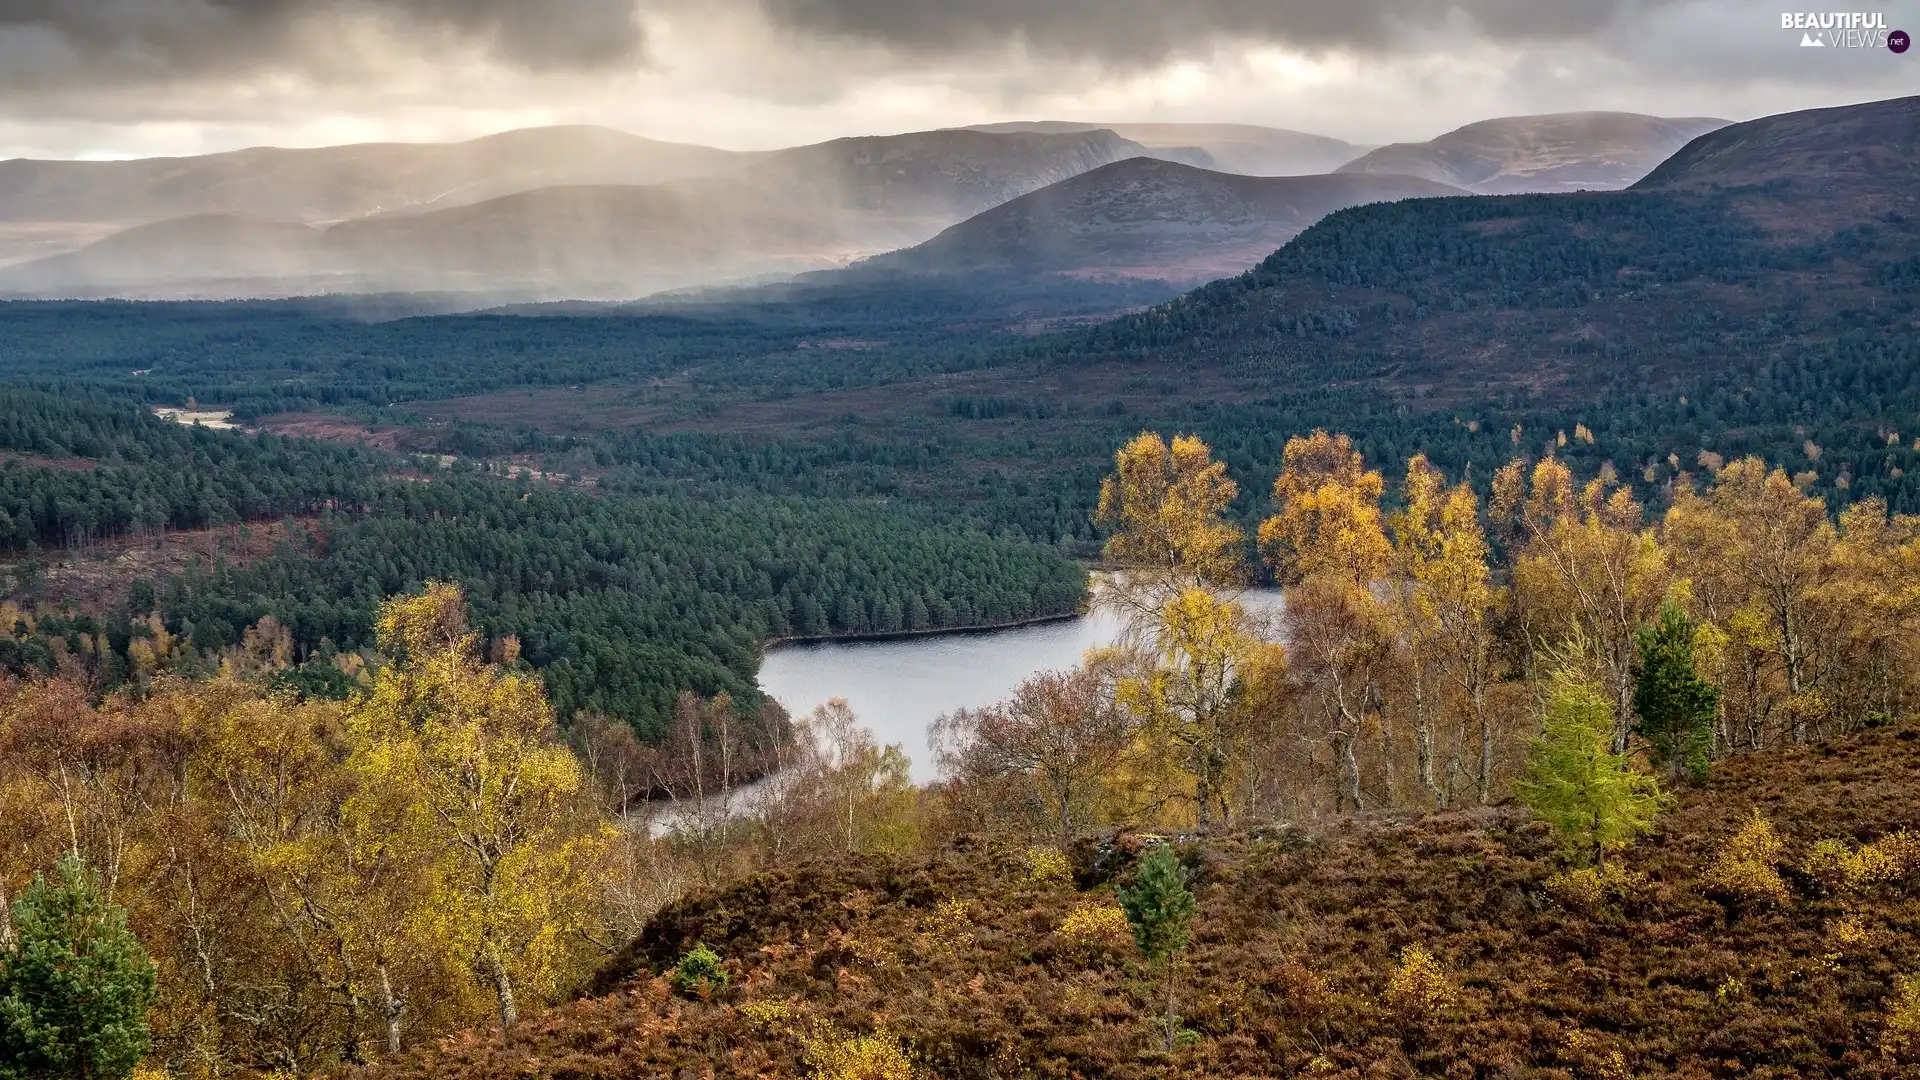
[0,0,644,87]
[752,0,1679,65]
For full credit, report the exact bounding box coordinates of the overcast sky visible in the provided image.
[0,0,1913,159]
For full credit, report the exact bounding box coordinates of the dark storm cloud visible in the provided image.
[0,0,644,86]
[753,0,1676,64]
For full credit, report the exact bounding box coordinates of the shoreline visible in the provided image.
[761,606,1088,652]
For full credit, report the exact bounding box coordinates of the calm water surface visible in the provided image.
[758,589,1283,782]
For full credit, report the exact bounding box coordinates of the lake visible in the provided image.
[758,588,1284,782]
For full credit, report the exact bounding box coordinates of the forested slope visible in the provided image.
[0,389,1087,735]
[1054,96,1918,405]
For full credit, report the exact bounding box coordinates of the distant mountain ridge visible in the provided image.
[0,129,1172,300]
[967,121,1365,176]
[1045,95,1917,412]
[1336,112,1730,193]
[857,158,1466,284]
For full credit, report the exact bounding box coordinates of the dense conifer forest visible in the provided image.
[0,388,1086,733]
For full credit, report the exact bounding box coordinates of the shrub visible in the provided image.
[1826,915,1873,954]
[1800,830,1919,899]
[919,897,975,955]
[1545,863,1647,913]
[1714,976,1745,1005]
[1518,672,1668,864]
[1384,945,1456,1019]
[801,1025,915,1080]
[667,944,728,997]
[1025,847,1073,886]
[1705,811,1790,908]
[1882,975,1920,1062]
[739,999,790,1030]
[1053,902,1134,962]
[1802,838,1855,894]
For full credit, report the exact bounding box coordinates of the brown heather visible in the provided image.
[357,724,1920,1080]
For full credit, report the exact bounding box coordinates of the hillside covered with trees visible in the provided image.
[0,388,1086,735]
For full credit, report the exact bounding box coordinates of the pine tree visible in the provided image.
[1117,844,1197,1051]
[1518,672,1669,866]
[1632,603,1721,782]
[0,853,157,1080]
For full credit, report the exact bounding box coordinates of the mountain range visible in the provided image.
[1336,112,1730,193]
[0,110,1746,301]
[855,159,1466,283]
[1062,94,1918,412]
[965,121,1366,175]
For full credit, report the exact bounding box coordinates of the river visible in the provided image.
[758,588,1284,782]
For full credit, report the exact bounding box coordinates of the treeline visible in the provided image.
[145,483,1084,732]
[936,431,1920,839]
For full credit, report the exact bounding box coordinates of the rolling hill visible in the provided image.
[969,120,1365,175]
[1052,95,1917,410]
[0,126,754,267]
[1634,94,1920,218]
[1335,112,1730,194]
[0,129,1166,300]
[856,158,1467,283]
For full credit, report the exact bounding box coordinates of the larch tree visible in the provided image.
[1518,671,1668,867]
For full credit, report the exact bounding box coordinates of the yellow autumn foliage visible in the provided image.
[1054,902,1134,962]
[802,1025,916,1080]
[1705,811,1791,908]
[1384,945,1456,1018]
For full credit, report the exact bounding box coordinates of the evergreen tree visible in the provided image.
[1117,844,1197,1051]
[1518,673,1669,866]
[0,854,157,1080]
[1631,603,1721,782]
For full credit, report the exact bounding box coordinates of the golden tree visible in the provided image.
[1388,455,1502,805]
[1095,432,1246,618]
[1493,456,1667,750]
[1115,588,1281,828]
[1665,459,1840,744]
[1259,430,1392,588]
[1262,431,1393,811]
[344,584,607,1032]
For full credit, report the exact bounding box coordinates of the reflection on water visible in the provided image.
[758,589,1284,782]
